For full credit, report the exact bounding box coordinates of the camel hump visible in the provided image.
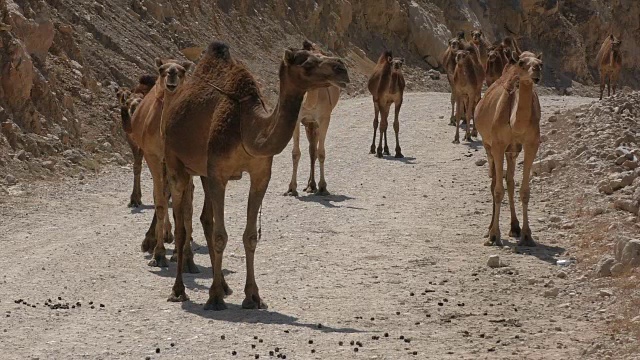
[206,41,231,60]
[138,74,156,88]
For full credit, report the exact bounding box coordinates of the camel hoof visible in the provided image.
[170,252,177,262]
[471,129,478,137]
[452,139,460,144]
[370,145,376,154]
[315,188,330,196]
[128,199,142,208]
[449,117,456,126]
[517,235,536,247]
[183,258,200,274]
[222,281,233,297]
[141,237,156,253]
[304,185,317,193]
[283,189,299,197]
[394,152,404,159]
[509,223,522,238]
[376,148,383,158]
[148,255,169,268]
[204,297,227,311]
[242,295,268,310]
[484,234,502,247]
[167,291,189,302]
[383,147,390,156]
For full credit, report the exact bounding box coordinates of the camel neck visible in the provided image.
[512,80,534,133]
[241,69,305,157]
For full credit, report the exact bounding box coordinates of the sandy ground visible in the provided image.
[2,92,624,360]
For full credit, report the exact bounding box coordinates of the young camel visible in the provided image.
[596,34,622,100]
[162,41,350,310]
[127,58,201,273]
[115,74,156,207]
[474,51,543,247]
[285,40,341,196]
[452,48,483,143]
[368,50,405,158]
[442,32,467,125]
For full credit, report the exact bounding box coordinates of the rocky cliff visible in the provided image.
[0,0,637,187]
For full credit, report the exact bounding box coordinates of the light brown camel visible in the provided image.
[471,30,491,67]
[368,50,405,158]
[126,58,201,272]
[596,34,622,100]
[162,41,349,310]
[474,51,543,247]
[452,48,483,143]
[115,74,156,207]
[285,40,341,196]
[442,31,467,125]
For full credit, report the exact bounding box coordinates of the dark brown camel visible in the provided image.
[597,34,622,100]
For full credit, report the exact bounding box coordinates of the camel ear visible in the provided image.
[283,49,296,65]
[518,59,526,68]
[537,52,543,60]
[155,58,164,68]
[609,34,614,40]
[181,61,194,72]
[302,40,313,51]
[387,56,393,63]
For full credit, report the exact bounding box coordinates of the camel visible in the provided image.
[596,34,622,100]
[474,50,543,247]
[368,50,405,158]
[502,36,522,58]
[284,40,341,196]
[126,58,201,272]
[442,31,467,125]
[484,44,508,87]
[116,74,156,207]
[452,48,483,143]
[161,41,350,310]
[471,30,491,67]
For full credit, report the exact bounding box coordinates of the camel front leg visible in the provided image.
[170,179,199,273]
[166,166,192,302]
[129,144,143,208]
[518,142,539,247]
[453,96,462,144]
[199,177,232,296]
[316,116,331,195]
[204,174,229,311]
[611,71,619,97]
[599,73,605,100]
[242,163,271,310]
[506,150,521,238]
[303,122,319,193]
[284,121,301,196]
[463,96,472,142]
[486,143,506,246]
[393,100,403,158]
[377,105,390,158]
[370,100,379,154]
[483,144,495,238]
[471,94,480,138]
[146,155,168,267]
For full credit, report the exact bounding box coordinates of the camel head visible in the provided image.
[281,47,350,91]
[516,53,543,84]
[116,87,131,107]
[126,93,144,117]
[454,50,470,64]
[471,30,483,44]
[609,34,622,51]
[487,47,499,62]
[456,31,465,41]
[154,58,193,93]
[391,57,404,72]
[448,37,464,51]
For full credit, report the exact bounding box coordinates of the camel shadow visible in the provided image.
[147,260,235,291]
[500,238,566,265]
[386,156,417,164]
[463,139,483,150]
[129,204,155,214]
[180,301,364,334]
[296,194,363,209]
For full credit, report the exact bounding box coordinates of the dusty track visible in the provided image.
[2,92,620,359]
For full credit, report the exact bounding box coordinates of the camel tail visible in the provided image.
[206,41,231,60]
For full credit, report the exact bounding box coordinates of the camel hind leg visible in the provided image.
[370,100,379,154]
[316,115,331,195]
[518,142,539,247]
[146,155,169,267]
[483,144,496,238]
[463,95,472,142]
[377,104,390,158]
[612,71,619,97]
[607,74,611,97]
[303,122,319,193]
[166,163,192,302]
[506,148,521,237]
[486,143,506,246]
[393,100,403,158]
[599,72,605,100]
[453,96,462,144]
[284,120,301,196]
[128,143,143,208]
[171,179,199,273]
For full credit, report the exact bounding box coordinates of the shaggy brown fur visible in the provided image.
[596,34,622,100]
[367,50,405,158]
[162,41,349,310]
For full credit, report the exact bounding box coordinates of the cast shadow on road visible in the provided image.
[180,301,364,334]
[129,204,155,214]
[499,238,566,265]
[462,140,483,151]
[386,156,417,164]
[296,194,364,210]
[147,257,235,291]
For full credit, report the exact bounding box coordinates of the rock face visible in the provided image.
[1,0,640,182]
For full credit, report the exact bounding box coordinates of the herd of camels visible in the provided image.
[115,31,622,310]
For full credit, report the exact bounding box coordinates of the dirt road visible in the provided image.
[2,92,619,359]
